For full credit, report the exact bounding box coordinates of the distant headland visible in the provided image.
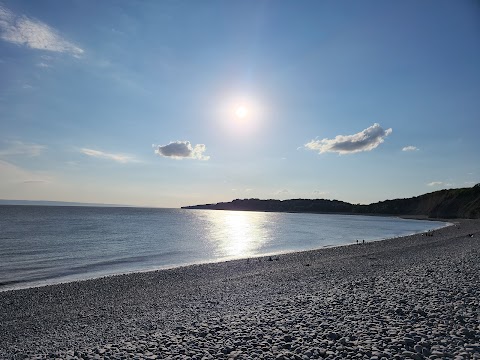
[183,184,480,219]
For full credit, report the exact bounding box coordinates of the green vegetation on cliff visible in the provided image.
[182,184,480,219]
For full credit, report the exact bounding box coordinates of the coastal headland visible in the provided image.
[182,184,480,219]
[1,219,479,359]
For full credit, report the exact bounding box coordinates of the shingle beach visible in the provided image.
[1,219,479,360]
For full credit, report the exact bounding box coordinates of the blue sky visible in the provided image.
[0,0,479,207]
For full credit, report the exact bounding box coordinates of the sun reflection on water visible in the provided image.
[205,210,270,258]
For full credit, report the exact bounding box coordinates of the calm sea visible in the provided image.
[0,205,448,291]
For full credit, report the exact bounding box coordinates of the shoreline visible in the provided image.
[1,219,479,359]
[0,216,449,293]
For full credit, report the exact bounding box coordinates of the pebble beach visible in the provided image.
[1,219,479,360]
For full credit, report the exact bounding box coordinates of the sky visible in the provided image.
[0,0,479,208]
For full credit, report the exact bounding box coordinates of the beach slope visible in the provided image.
[1,220,479,359]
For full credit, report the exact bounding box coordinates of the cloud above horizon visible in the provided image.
[0,5,83,56]
[0,141,46,157]
[275,189,293,197]
[21,179,49,184]
[80,148,136,163]
[402,146,418,152]
[0,159,52,184]
[305,123,392,155]
[312,190,328,197]
[154,141,210,160]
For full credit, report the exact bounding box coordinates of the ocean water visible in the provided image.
[0,205,447,291]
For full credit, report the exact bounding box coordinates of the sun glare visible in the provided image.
[235,106,248,119]
[215,92,268,136]
[205,211,269,258]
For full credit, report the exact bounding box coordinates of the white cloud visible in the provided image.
[402,146,418,152]
[427,181,443,187]
[154,141,210,160]
[0,4,83,57]
[312,190,328,197]
[36,62,51,68]
[305,123,392,155]
[0,141,46,157]
[80,148,136,163]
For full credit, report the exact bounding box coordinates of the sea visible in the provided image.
[0,205,448,291]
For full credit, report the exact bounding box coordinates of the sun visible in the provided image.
[217,94,266,135]
[235,106,248,119]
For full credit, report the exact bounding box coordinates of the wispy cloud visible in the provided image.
[427,181,443,187]
[305,123,392,155]
[80,148,136,163]
[0,159,51,184]
[275,189,292,197]
[402,146,418,152]
[22,179,49,184]
[0,4,83,57]
[154,141,210,160]
[0,141,46,157]
[232,188,254,193]
[312,190,328,197]
[36,62,51,68]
